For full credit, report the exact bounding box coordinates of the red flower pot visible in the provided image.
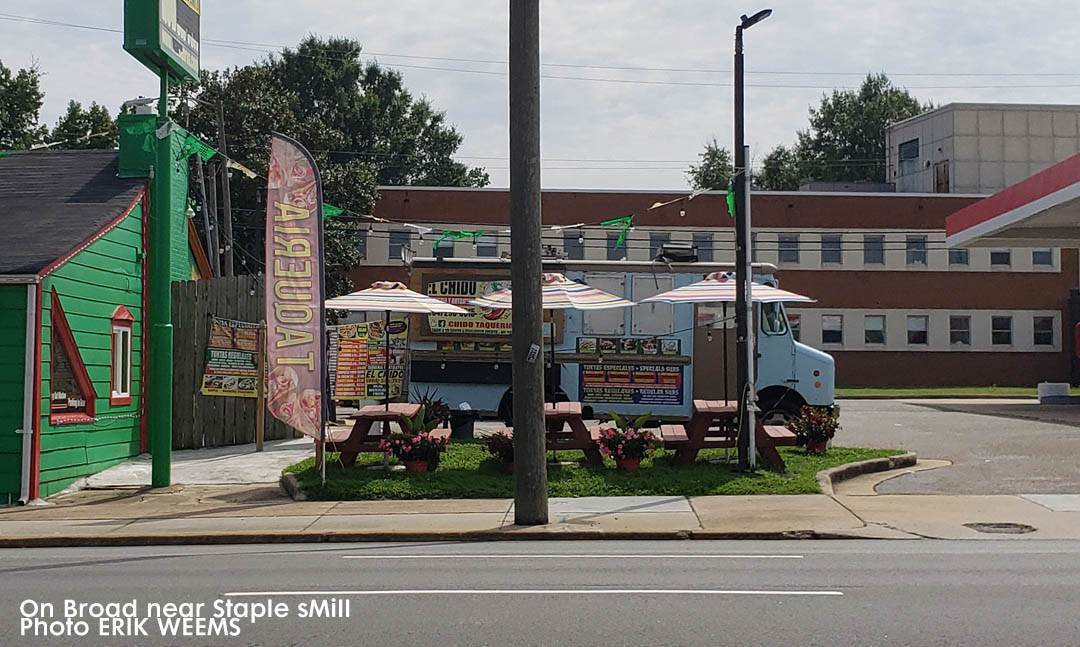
[501,461,514,475]
[807,441,828,455]
[615,458,641,472]
[404,460,429,473]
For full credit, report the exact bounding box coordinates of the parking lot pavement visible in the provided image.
[838,399,1080,495]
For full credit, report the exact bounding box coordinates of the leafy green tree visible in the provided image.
[692,74,928,189]
[756,144,804,191]
[686,138,733,190]
[183,36,488,294]
[47,100,117,149]
[0,59,46,149]
[796,73,929,183]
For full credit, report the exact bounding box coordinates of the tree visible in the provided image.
[0,59,46,149]
[686,138,733,190]
[47,100,117,149]
[756,144,804,191]
[796,73,929,183]
[183,36,489,295]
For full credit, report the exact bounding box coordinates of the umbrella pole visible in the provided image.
[549,309,558,463]
[723,302,729,404]
[384,309,391,411]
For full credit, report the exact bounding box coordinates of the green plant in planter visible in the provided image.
[596,411,658,465]
[788,405,840,453]
[378,406,450,465]
[412,387,451,427]
[485,430,514,464]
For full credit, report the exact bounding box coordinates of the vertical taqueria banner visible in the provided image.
[265,133,325,439]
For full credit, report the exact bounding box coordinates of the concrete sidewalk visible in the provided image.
[3,470,1080,545]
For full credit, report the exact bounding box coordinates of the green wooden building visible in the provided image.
[0,149,210,502]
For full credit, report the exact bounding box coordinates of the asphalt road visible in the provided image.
[1,540,1078,646]
[839,399,1080,494]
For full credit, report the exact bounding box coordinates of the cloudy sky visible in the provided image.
[4,1,1080,189]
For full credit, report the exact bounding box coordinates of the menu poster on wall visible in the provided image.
[200,318,260,398]
[330,319,408,400]
[579,363,684,406]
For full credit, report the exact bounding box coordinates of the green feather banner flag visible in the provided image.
[726,180,736,219]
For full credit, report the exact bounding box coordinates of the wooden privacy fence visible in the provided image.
[171,275,295,449]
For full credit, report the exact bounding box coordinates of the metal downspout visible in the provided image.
[18,282,37,504]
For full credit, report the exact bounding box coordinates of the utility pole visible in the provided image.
[216,105,235,276]
[194,155,220,276]
[733,9,771,471]
[207,160,222,276]
[509,0,547,525]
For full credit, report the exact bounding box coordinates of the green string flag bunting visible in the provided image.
[179,133,218,162]
[322,204,344,220]
[434,230,486,251]
[600,215,634,248]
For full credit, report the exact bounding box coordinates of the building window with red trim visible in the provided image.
[49,289,97,424]
[111,306,134,406]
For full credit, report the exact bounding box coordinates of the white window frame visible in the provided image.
[821,314,843,345]
[991,315,1013,346]
[906,315,929,345]
[864,314,886,345]
[1032,248,1053,267]
[111,324,132,401]
[949,315,971,347]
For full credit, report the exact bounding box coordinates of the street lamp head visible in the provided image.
[740,9,772,29]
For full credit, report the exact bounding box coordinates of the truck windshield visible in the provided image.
[761,302,788,335]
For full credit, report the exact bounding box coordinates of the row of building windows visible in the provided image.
[795,313,1055,347]
[356,228,1055,269]
[772,233,1052,268]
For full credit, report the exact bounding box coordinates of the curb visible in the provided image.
[0,528,882,549]
[816,452,917,495]
[838,395,1035,400]
[280,473,307,501]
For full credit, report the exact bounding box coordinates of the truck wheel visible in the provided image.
[757,391,804,426]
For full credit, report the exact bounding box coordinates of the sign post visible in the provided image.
[124,0,200,488]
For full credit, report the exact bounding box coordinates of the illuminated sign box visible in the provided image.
[124,0,201,81]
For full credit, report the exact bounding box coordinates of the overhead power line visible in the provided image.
[7,12,1080,88]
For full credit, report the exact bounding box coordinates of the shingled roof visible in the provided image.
[0,150,146,274]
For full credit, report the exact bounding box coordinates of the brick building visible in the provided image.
[348,186,1076,388]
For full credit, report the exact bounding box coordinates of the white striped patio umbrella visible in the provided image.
[470,273,635,401]
[326,281,467,407]
[640,272,815,305]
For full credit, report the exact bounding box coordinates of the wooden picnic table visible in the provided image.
[496,401,604,466]
[325,403,449,468]
[663,399,798,470]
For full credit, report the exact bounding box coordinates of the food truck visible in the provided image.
[398,257,835,425]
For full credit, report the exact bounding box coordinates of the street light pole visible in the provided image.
[733,9,771,471]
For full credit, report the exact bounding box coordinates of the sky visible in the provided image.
[5,1,1080,190]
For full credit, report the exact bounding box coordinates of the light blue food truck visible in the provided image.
[404,257,835,425]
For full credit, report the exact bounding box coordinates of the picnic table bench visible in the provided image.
[324,403,450,468]
[663,399,798,470]
[493,401,604,466]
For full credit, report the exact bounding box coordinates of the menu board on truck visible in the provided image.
[330,319,408,400]
[579,363,684,406]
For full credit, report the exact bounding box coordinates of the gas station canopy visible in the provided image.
[947,153,1080,248]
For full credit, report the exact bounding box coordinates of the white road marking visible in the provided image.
[342,554,803,560]
[226,589,841,597]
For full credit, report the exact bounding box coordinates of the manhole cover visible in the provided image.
[963,522,1036,534]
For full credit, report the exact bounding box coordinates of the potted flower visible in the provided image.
[412,388,452,470]
[379,406,450,472]
[596,411,657,471]
[485,430,515,474]
[789,405,840,454]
